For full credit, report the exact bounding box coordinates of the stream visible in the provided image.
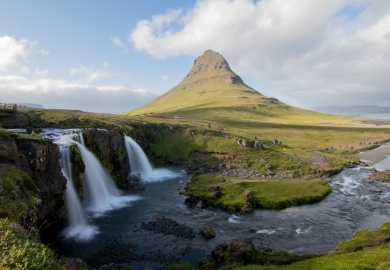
[39,129,390,269]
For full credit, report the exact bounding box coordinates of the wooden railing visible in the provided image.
[0,103,17,111]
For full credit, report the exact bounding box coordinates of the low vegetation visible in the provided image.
[2,108,390,269]
[0,164,39,222]
[184,174,331,211]
[0,219,65,270]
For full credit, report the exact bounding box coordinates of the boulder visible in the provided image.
[127,172,142,182]
[254,141,263,150]
[200,226,217,239]
[242,140,255,148]
[211,237,255,263]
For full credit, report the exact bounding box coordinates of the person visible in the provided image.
[208,123,211,128]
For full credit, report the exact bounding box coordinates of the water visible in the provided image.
[42,129,390,268]
[124,135,154,178]
[359,113,390,120]
[50,164,390,269]
[124,134,182,183]
[42,129,141,241]
[59,147,99,241]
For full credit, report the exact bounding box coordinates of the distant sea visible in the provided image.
[358,113,390,120]
[334,113,390,120]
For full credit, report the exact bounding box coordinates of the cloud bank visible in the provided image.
[0,35,157,113]
[130,0,390,108]
[0,75,157,113]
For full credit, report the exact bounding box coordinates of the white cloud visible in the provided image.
[161,75,168,82]
[0,35,29,72]
[70,65,111,82]
[112,36,125,48]
[0,75,157,113]
[129,0,390,107]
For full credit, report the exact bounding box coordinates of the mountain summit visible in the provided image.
[124,50,312,120]
[184,49,246,86]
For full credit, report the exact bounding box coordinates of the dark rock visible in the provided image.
[82,128,130,188]
[211,237,255,264]
[242,140,255,148]
[229,237,255,256]
[141,215,195,240]
[15,139,67,227]
[241,189,255,213]
[200,226,216,239]
[128,172,142,182]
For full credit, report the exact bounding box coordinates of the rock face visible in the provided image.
[0,133,67,234]
[15,138,67,226]
[185,49,245,85]
[82,128,130,188]
[0,110,30,128]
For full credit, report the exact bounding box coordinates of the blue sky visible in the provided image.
[1,0,389,113]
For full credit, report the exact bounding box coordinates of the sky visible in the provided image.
[0,0,389,114]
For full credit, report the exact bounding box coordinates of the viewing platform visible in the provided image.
[0,103,29,128]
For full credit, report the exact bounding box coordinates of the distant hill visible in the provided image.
[16,103,44,109]
[312,105,390,115]
[123,50,342,124]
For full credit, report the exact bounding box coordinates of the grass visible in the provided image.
[184,174,331,211]
[0,164,39,222]
[218,223,390,270]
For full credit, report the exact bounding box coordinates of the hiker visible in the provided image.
[208,123,211,128]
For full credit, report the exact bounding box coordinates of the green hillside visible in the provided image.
[123,50,351,125]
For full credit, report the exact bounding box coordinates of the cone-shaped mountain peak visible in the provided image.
[124,50,309,120]
[181,49,246,88]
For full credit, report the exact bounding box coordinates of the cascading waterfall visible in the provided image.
[44,129,141,241]
[124,135,154,178]
[59,146,98,241]
[75,134,124,214]
[124,135,181,182]
[60,147,87,227]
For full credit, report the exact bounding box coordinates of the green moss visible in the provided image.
[148,129,197,165]
[0,164,39,221]
[69,145,85,200]
[0,219,64,270]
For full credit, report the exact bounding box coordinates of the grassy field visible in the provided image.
[221,222,390,270]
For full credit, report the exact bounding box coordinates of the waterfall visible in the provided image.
[124,135,154,178]
[42,129,141,241]
[60,147,86,227]
[74,135,120,214]
[59,146,98,241]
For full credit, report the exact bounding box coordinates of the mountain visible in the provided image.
[123,50,326,122]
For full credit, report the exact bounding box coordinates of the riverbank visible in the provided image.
[356,142,390,166]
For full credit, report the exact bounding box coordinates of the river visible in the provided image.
[49,166,390,269]
[39,129,390,269]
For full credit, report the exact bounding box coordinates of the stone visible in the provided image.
[211,237,255,263]
[254,140,263,150]
[200,226,217,239]
[242,140,255,148]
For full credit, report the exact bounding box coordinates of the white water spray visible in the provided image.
[75,134,138,215]
[124,135,154,178]
[59,145,98,241]
[124,135,181,182]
